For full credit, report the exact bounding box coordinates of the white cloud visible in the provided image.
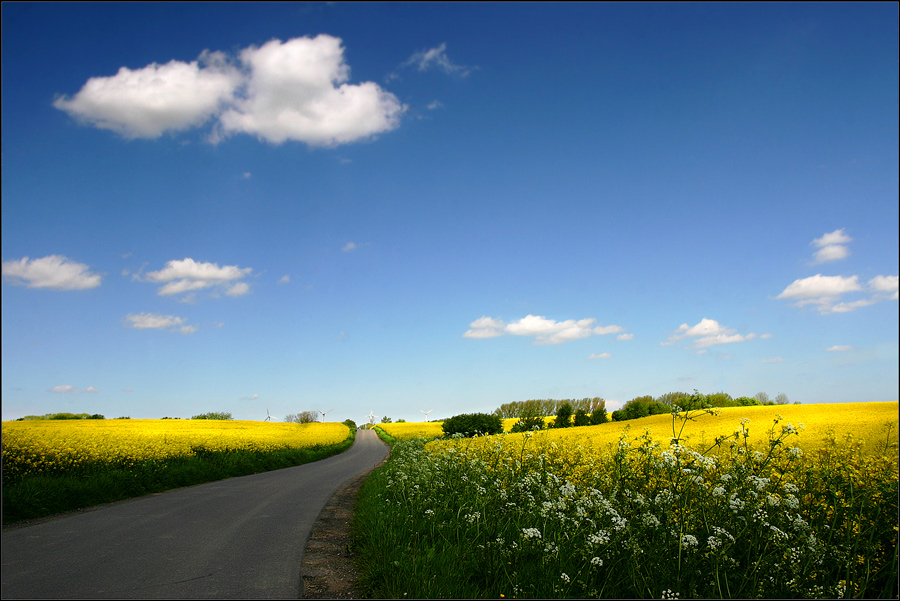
[342,242,358,252]
[617,333,634,341]
[403,43,473,77]
[763,356,784,363]
[54,51,241,139]
[55,36,405,147]
[827,345,853,352]
[588,352,611,359]
[126,312,196,334]
[464,314,626,345]
[813,244,849,263]
[593,324,625,335]
[813,228,852,248]
[665,318,757,349]
[870,275,899,300]
[777,274,861,301]
[426,100,444,110]
[463,316,505,339]
[829,299,877,313]
[2,255,102,290]
[811,229,852,264]
[225,282,250,297]
[278,275,291,284]
[217,36,405,146]
[143,258,251,298]
[777,273,897,313]
[50,385,99,393]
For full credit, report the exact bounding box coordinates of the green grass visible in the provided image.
[352,413,898,599]
[3,430,355,525]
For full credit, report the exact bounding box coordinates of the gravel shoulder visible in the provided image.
[300,470,372,599]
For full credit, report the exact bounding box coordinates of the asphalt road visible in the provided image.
[1,428,389,599]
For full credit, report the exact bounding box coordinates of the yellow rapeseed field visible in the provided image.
[427,402,899,463]
[378,417,556,439]
[1,419,350,482]
[377,421,444,440]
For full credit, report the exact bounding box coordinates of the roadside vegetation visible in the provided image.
[353,398,898,599]
[1,419,356,524]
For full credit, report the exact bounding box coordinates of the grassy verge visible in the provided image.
[3,428,355,525]
[352,413,898,598]
[372,425,398,445]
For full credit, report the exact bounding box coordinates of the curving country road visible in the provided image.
[1,428,389,599]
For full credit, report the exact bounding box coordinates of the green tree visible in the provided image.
[553,403,574,428]
[590,405,608,425]
[284,411,318,424]
[573,408,590,427]
[706,392,733,407]
[775,393,790,405]
[754,392,771,405]
[611,396,670,421]
[655,391,690,407]
[442,413,503,437]
[191,412,233,420]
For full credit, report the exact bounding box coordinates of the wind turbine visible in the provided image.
[316,408,333,422]
[264,407,273,422]
[366,411,377,427]
[419,409,433,422]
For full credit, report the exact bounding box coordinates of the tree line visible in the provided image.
[493,398,607,418]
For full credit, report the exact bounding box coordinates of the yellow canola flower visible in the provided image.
[378,422,444,440]
[1,419,349,481]
[378,416,553,440]
[426,402,899,487]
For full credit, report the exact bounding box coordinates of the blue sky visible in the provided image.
[2,3,897,423]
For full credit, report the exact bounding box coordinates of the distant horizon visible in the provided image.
[2,4,897,424]
[6,397,899,426]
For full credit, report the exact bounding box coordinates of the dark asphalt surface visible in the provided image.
[1,428,389,599]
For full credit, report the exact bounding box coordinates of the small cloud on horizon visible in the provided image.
[464,314,626,345]
[125,312,197,334]
[2,255,102,290]
[50,385,99,393]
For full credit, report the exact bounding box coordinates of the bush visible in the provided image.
[611,396,671,422]
[442,413,502,437]
[510,415,545,433]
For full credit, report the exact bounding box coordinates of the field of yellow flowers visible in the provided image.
[2,419,352,523]
[376,417,551,440]
[2,419,349,483]
[355,402,899,599]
